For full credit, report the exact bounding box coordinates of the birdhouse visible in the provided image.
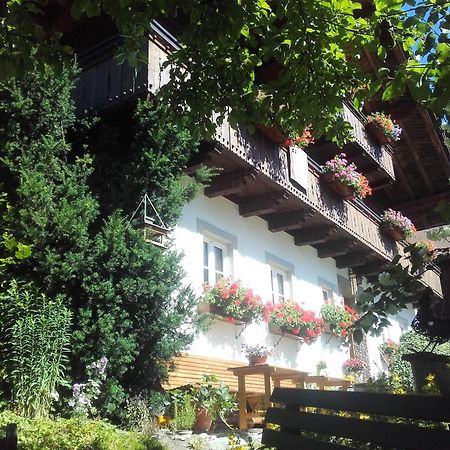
[130,194,169,248]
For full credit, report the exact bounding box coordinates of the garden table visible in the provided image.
[304,375,351,390]
[227,364,309,429]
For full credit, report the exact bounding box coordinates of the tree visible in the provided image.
[1,1,449,139]
[0,62,207,418]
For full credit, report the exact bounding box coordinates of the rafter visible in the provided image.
[293,225,337,247]
[335,251,371,269]
[316,239,358,259]
[267,210,315,232]
[239,192,288,218]
[353,260,387,278]
[205,168,256,198]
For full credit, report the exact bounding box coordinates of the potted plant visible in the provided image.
[380,209,416,241]
[342,358,366,382]
[264,301,324,343]
[366,112,402,145]
[320,302,358,344]
[169,390,196,434]
[378,339,397,364]
[200,278,265,324]
[242,344,271,366]
[190,374,237,432]
[283,126,314,149]
[415,240,436,261]
[322,153,372,201]
[316,360,328,376]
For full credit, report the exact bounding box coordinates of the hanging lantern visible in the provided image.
[130,193,169,248]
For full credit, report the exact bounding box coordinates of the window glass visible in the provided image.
[203,238,228,285]
[271,267,290,303]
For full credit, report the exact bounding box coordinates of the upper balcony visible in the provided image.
[73,25,442,297]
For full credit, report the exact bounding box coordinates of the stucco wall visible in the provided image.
[173,191,415,378]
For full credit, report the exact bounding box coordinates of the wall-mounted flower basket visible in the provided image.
[322,172,356,201]
[256,124,286,145]
[198,303,248,325]
[269,324,302,341]
[366,122,392,146]
[379,222,405,241]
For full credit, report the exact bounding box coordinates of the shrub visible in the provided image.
[389,331,450,393]
[0,410,166,450]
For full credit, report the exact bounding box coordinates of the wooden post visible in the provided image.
[237,375,247,430]
[263,367,272,411]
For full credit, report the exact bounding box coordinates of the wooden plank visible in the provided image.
[335,251,371,269]
[270,388,450,422]
[316,239,357,258]
[294,225,337,246]
[239,192,288,217]
[204,168,256,198]
[262,429,356,450]
[265,408,450,450]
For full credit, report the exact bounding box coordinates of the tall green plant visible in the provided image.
[8,296,71,418]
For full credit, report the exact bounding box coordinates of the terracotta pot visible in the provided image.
[193,408,213,432]
[402,353,450,396]
[248,355,268,366]
[322,172,356,201]
[366,122,392,146]
[380,222,404,241]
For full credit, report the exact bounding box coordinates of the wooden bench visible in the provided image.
[262,388,450,450]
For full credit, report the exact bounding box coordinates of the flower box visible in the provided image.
[380,222,405,241]
[256,124,285,145]
[198,303,248,325]
[322,172,356,201]
[366,121,392,146]
[268,324,302,341]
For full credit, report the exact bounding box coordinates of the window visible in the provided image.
[271,266,291,303]
[203,239,228,284]
[322,286,334,303]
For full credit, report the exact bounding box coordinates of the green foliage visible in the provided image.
[0,62,206,419]
[0,410,166,450]
[7,294,71,418]
[389,331,450,393]
[2,1,448,138]
[169,391,196,432]
[190,375,237,421]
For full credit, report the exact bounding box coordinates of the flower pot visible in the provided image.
[379,222,405,241]
[193,407,213,432]
[402,353,450,396]
[322,172,355,201]
[256,124,285,145]
[248,355,268,366]
[197,303,247,325]
[366,122,392,146]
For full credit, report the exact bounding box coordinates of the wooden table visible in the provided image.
[228,364,309,429]
[305,375,351,391]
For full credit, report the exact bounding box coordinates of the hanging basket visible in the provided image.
[322,173,356,201]
[366,122,392,146]
[380,222,405,241]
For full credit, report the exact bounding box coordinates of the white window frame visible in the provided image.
[203,238,230,285]
[197,219,237,286]
[265,252,294,304]
[270,265,291,303]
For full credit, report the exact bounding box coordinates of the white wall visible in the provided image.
[173,192,354,377]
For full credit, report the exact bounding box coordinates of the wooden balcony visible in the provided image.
[72,26,441,296]
[209,118,441,296]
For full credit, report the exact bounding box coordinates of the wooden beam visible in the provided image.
[293,225,337,247]
[239,192,288,218]
[371,180,394,192]
[353,260,387,277]
[400,126,436,195]
[316,239,358,259]
[392,151,416,200]
[205,168,256,198]
[393,191,450,215]
[268,210,315,232]
[335,251,371,269]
